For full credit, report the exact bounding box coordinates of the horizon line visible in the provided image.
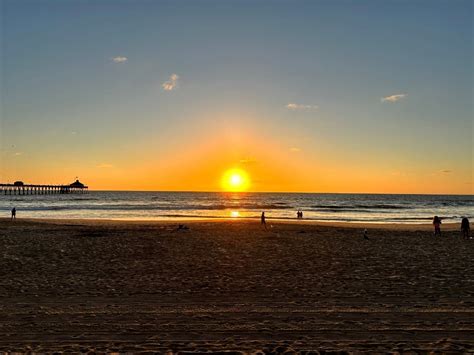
[86,189,474,196]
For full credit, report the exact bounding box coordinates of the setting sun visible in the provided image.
[221,169,250,192]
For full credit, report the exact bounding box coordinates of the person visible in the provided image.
[461,217,470,239]
[261,211,267,229]
[11,207,16,220]
[300,210,303,219]
[363,229,369,240]
[296,211,301,219]
[433,215,441,236]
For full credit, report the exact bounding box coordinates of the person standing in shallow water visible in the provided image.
[261,211,267,229]
[461,217,470,239]
[433,216,441,236]
[11,207,16,221]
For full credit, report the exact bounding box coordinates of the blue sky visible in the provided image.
[1,0,472,193]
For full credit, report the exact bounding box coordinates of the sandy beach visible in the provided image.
[0,218,473,353]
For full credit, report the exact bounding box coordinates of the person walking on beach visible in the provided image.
[11,207,16,221]
[461,217,470,239]
[433,215,441,236]
[261,211,267,229]
[363,229,369,240]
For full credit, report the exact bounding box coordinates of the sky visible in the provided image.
[0,0,472,194]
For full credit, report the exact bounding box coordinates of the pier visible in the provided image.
[0,180,88,195]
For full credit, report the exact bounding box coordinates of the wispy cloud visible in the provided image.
[97,163,113,169]
[290,147,301,153]
[286,103,318,111]
[14,152,22,156]
[111,56,128,64]
[430,169,454,177]
[239,158,257,165]
[381,93,406,103]
[162,73,179,91]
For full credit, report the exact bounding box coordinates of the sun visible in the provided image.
[221,169,250,192]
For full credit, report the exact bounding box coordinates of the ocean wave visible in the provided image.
[0,203,293,212]
[310,208,393,213]
[315,204,411,209]
[311,204,410,210]
[1,191,472,223]
[383,216,472,221]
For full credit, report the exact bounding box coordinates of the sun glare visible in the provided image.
[221,169,250,192]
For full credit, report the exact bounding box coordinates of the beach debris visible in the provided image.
[177,224,190,231]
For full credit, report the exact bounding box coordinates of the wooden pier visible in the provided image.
[0,180,88,195]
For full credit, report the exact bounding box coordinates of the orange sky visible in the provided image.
[1,0,472,195]
[2,124,471,194]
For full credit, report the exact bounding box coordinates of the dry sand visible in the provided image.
[0,218,473,353]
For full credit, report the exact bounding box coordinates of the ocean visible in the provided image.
[0,191,472,223]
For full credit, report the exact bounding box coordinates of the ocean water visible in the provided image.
[0,191,472,223]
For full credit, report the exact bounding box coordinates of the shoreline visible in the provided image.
[0,216,462,231]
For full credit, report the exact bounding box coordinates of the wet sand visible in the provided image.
[0,218,473,353]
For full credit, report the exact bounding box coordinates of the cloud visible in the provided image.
[14,152,22,156]
[290,147,301,152]
[286,103,318,111]
[162,73,179,91]
[381,93,407,103]
[239,158,257,165]
[97,163,113,168]
[111,56,128,63]
[440,170,452,174]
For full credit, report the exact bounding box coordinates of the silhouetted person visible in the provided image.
[261,211,267,229]
[461,217,470,239]
[363,228,369,240]
[296,211,300,219]
[433,216,441,236]
[11,207,16,220]
[300,210,303,219]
